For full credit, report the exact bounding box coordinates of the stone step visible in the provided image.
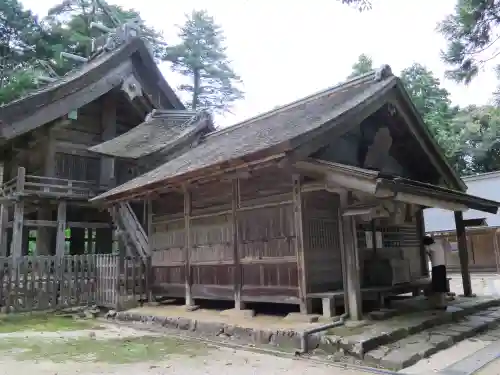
[318,297,500,359]
[362,306,500,371]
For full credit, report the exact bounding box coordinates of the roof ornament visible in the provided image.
[374,64,393,82]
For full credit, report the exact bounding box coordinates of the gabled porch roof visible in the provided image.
[296,159,500,214]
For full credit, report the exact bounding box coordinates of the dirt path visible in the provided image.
[0,322,372,375]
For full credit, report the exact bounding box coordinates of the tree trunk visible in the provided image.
[192,68,200,110]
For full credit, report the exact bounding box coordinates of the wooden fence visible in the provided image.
[0,254,150,313]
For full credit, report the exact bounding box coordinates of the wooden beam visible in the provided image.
[16,167,25,194]
[415,208,428,277]
[232,178,243,310]
[99,93,117,188]
[55,201,67,257]
[341,192,363,321]
[454,211,472,296]
[292,174,310,314]
[10,200,24,258]
[6,220,111,229]
[0,163,7,256]
[183,186,193,306]
[35,206,52,255]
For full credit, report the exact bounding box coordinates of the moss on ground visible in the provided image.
[0,313,102,333]
[0,336,207,363]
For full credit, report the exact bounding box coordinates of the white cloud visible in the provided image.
[21,0,499,127]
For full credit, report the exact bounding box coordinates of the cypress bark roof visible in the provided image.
[93,66,404,201]
[88,110,213,159]
[0,37,183,141]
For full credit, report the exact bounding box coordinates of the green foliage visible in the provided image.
[0,0,169,103]
[339,0,372,11]
[348,54,374,78]
[439,0,500,84]
[166,10,243,113]
[45,0,168,65]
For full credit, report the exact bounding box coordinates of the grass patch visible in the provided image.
[0,336,208,363]
[0,314,102,333]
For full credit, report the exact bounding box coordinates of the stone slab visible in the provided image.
[439,340,500,375]
[219,308,255,319]
[283,312,319,323]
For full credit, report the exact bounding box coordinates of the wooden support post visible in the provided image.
[99,93,117,188]
[454,211,472,297]
[292,174,310,314]
[341,193,363,321]
[0,206,8,256]
[10,167,26,258]
[55,201,67,257]
[10,201,24,259]
[0,163,7,256]
[16,167,25,193]
[415,208,429,277]
[183,186,193,306]
[36,206,53,255]
[232,178,244,310]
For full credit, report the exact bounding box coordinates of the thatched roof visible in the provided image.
[88,110,213,159]
[0,37,183,141]
[93,66,403,202]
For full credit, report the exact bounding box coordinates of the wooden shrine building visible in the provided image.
[0,21,213,260]
[92,65,500,320]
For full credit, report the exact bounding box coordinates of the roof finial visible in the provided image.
[374,64,393,82]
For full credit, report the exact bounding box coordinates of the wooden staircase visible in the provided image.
[109,202,149,258]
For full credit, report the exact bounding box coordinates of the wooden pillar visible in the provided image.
[183,186,193,306]
[10,167,25,259]
[55,201,67,257]
[415,208,429,277]
[0,205,8,256]
[454,211,472,296]
[341,194,362,321]
[36,206,53,255]
[292,174,310,314]
[99,94,117,188]
[0,163,7,256]
[232,178,244,310]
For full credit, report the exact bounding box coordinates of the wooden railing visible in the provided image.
[0,254,151,313]
[110,202,149,259]
[1,167,99,199]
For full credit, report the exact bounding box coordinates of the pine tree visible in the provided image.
[166,10,243,114]
[348,54,374,78]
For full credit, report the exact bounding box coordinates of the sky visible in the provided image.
[20,0,500,127]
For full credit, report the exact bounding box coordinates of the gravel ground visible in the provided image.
[0,323,373,375]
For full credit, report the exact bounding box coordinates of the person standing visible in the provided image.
[423,235,448,309]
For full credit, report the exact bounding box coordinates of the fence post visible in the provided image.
[145,256,152,302]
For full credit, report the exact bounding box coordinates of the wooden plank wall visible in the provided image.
[301,191,342,293]
[150,167,300,304]
[433,228,500,272]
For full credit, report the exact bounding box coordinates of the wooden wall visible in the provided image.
[302,191,342,293]
[150,167,300,304]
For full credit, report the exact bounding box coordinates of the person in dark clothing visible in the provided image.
[423,235,448,309]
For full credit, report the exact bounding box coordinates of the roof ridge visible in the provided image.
[205,65,393,140]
